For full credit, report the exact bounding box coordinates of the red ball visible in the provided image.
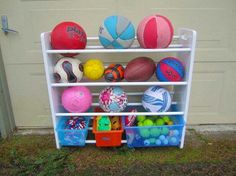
[124,57,156,82]
[51,21,87,57]
[137,15,174,49]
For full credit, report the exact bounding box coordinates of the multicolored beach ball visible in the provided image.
[104,64,125,82]
[156,57,185,82]
[142,86,171,112]
[98,15,135,49]
[99,86,128,112]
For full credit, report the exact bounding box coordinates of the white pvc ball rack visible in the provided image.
[41,28,197,149]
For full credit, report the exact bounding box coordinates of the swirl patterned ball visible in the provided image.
[142,86,171,112]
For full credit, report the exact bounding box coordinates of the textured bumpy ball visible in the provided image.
[104,64,124,82]
[54,58,83,83]
[142,86,172,112]
[124,57,156,82]
[98,15,135,49]
[156,57,185,82]
[137,15,173,48]
[61,86,92,113]
[110,116,121,130]
[99,86,127,112]
[51,21,87,57]
[83,59,104,80]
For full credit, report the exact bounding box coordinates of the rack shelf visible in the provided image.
[41,28,197,149]
[51,81,188,87]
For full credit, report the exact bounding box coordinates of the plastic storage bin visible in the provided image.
[93,117,123,147]
[123,116,185,148]
[56,117,90,146]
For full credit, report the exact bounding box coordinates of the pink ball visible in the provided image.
[61,86,92,113]
[137,14,174,49]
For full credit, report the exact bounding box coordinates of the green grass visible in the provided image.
[0,132,236,176]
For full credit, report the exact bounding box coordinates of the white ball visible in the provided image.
[142,86,171,112]
[54,58,83,83]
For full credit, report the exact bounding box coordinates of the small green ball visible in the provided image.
[137,115,146,122]
[143,119,154,126]
[156,119,165,126]
[139,129,150,138]
[150,128,161,137]
[162,116,170,123]
[138,121,143,126]
[149,138,156,144]
[161,127,169,135]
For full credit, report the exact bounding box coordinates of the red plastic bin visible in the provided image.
[92,117,123,147]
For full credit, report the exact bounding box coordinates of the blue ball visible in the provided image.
[155,139,162,146]
[173,130,180,136]
[163,139,169,145]
[156,57,185,82]
[144,139,150,146]
[159,135,166,141]
[169,136,178,145]
[99,15,135,49]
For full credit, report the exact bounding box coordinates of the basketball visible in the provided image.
[142,86,171,112]
[104,64,124,82]
[156,57,185,82]
[124,57,156,82]
[137,15,174,48]
[61,86,92,113]
[99,86,127,112]
[98,15,135,49]
[54,57,83,83]
[83,59,104,80]
[51,21,87,57]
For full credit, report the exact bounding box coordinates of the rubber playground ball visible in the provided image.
[156,57,185,82]
[51,21,87,57]
[98,15,135,49]
[142,86,172,112]
[137,14,174,48]
[61,86,92,113]
[83,59,104,80]
[99,86,128,112]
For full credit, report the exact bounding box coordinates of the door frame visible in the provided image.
[0,46,15,138]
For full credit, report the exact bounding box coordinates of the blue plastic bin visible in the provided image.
[123,116,185,148]
[56,117,90,146]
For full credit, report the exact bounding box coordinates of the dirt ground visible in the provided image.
[0,129,236,176]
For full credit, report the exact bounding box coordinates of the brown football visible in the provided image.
[124,57,156,82]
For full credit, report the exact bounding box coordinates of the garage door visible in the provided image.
[0,0,235,128]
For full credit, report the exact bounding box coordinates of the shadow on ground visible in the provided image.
[0,130,235,176]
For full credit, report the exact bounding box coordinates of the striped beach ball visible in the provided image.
[98,15,135,49]
[99,86,128,112]
[137,15,174,48]
[142,86,171,112]
[104,64,125,82]
[156,57,185,82]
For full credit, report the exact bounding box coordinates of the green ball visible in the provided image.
[137,115,146,122]
[138,121,143,126]
[161,127,169,135]
[156,119,165,126]
[162,116,170,123]
[139,129,150,138]
[149,138,156,144]
[143,119,154,126]
[150,128,161,137]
